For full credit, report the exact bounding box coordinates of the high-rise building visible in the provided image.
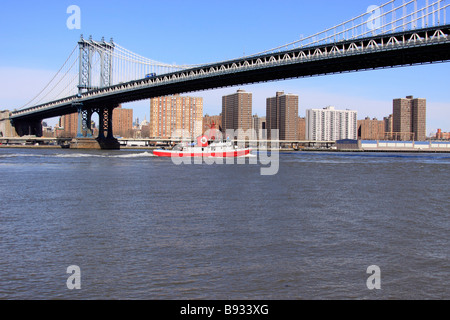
[384,114,393,139]
[252,114,266,140]
[150,94,203,139]
[113,105,133,138]
[298,117,306,140]
[358,117,385,140]
[306,106,357,141]
[59,112,78,138]
[266,91,299,140]
[393,96,426,141]
[412,98,427,141]
[279,94,299,141]
[266,92,280,139]
[222,90,252,139]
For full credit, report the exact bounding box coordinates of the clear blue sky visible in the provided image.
[0,0,449,134]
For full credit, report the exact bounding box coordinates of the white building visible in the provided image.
[306,106,357,141]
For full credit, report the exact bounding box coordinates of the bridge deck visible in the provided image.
[10,25,450,122]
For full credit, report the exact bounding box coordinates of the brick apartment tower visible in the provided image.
[384,114,393,139]
[393,96,426,141]
[252,114,266,140]
[149,94,203,139]
[266,91,299,140]
[358,117,385,140]
[59,112,78,138]
[113,104,133,138]
[222,90,252,139]
[298,117,306,140]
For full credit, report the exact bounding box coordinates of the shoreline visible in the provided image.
[1,144,450,153]
[0,145,62,149]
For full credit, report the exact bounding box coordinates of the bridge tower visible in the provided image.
[78,35,114,93]
[72,35,119,149]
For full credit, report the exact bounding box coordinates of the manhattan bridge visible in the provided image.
[9,0,450,148]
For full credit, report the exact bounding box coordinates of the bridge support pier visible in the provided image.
[74,105,95,138]
[70,105,120,150]
[96,106,120,149]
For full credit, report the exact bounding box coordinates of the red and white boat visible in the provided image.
[153,136,252,158]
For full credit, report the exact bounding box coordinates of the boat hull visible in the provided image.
[153,148,252,158]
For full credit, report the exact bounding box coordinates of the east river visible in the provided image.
[0,148,448,299]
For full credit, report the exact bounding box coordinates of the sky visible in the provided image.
[0,0,449,135]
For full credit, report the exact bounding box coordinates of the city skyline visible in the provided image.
[0,1,449,135]
[45,92,434,140]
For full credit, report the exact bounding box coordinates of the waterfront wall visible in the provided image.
[361,140,450,151]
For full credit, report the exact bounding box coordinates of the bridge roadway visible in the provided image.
[10,24,450,123]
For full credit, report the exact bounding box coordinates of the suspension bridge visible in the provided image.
[8,0,450,148]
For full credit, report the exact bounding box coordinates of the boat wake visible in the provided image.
[0,152,157,159]
[55,152,157,158]
[110,152,157,158]
[206,153,257,159]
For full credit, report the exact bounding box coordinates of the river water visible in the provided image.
[0,148,448,300]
